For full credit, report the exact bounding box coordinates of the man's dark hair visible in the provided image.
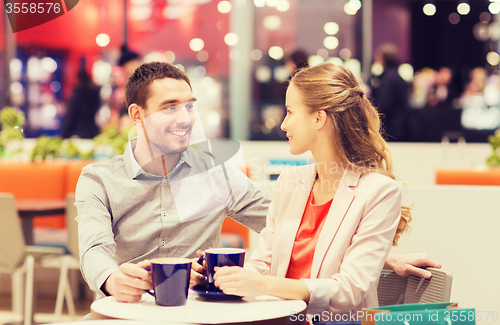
[376,43,400,66]
[125,61,192,109]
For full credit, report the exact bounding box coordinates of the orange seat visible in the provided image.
[220,165,252,248]
[0,162,66,228]
[221,218,249,248]
[65,160,95,193]
[435,169,500,186]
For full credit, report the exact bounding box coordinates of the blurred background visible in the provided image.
[1,2,500,321]
[0,0,499,146]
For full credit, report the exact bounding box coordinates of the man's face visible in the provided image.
[140,78,196,158]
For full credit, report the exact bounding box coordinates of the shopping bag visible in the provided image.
[362,302,475,325]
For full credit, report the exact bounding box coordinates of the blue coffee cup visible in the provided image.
[205,247,245,292]
[145,258,192,306]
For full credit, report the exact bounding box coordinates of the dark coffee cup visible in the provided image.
[205,247,245,292]
[146,258,192,306]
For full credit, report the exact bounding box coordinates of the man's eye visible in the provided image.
[186,104,194,110]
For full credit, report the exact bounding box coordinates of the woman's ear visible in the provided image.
[315,110,328,130]
[129,104,142,124]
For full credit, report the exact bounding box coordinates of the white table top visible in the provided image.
[49,321,186,325]
[91,289,307,324]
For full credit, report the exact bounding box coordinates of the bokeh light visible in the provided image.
[479,12,491,23]
[486,51,500,66]
[268,46,284,60]
[489,2,500,14]
[323,36,339,50]
[251,49,263,61]
[263,15,281,31]
[423,3,436,16]
[256,65,272,82]
[217,1,232,13]
[189,38,205,52]
[449,13,460,25]
[254,0,265,7]
[324,22,339,35]
[165,51,176,63]
[339,48,352,60]
[276,0,290,12]
[398,63,414,82]
[197,51,209,62]
[457,3,470,15]
[343,2,357,15]
[224,33,239,46]
[10,82,23,95]
[308,55,324,67]
[96,33,110,47]
[317,48,329,59]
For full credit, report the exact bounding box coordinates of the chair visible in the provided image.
[0,193,65,325]
[377,267,452,306]
[40,193,80,321]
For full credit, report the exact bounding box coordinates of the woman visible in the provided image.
[212,63,411,314]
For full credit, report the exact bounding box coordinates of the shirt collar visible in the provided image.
[128,138,194,179]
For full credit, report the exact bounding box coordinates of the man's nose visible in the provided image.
[176,105,193,125]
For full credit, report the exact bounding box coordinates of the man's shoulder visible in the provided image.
[81,155,126,177]
[183,147,215,168]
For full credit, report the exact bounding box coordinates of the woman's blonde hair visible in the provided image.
[290,62,411,245]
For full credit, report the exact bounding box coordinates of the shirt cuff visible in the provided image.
[301,278,331,314]
[96,266,120,297]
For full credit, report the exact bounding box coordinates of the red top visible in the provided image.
[286,191,333,280]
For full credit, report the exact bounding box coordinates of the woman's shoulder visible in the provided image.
[271,164,314,193]
[357,172,402,199]
[277,164,314,181]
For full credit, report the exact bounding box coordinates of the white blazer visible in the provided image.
[246,164,401,315]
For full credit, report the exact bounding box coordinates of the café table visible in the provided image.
[48,320,190,325]
[16,199,66,245]
[91,290,308,325]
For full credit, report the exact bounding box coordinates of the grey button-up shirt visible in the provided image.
[75,139,269,295]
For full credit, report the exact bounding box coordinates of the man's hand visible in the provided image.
[385,253,442,279]
[104,260,153,302]
[190,250,206,288]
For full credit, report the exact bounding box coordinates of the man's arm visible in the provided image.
[385,253,442,278]
[224,165,270,233]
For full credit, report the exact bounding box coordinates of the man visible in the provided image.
[370,43,409,141]
[76,62,268,302]
[76,62,440,303]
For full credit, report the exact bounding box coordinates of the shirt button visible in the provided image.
[161,240,166,246]
[162,211,166,217]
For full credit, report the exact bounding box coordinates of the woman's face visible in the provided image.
[281,82,318,155]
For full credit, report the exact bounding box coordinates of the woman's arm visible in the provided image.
[214,266,310,302]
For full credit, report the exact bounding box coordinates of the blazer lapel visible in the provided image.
[310,168,361,278]
[274,164,316,278]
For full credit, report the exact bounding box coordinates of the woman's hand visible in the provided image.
[190,250,207,288]
[213,266,266,297]
[385,253,442,278]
